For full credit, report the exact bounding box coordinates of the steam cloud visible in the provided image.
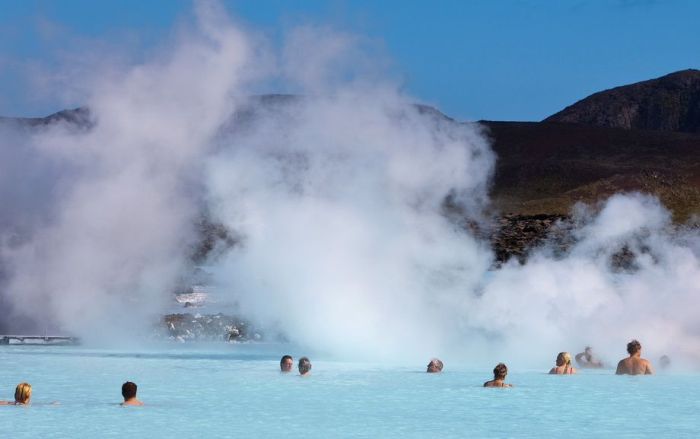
[0,1,698,367]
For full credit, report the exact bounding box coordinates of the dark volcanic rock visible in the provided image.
[544,69,700,132]
[486,214,575,265]
[161,313,260,342]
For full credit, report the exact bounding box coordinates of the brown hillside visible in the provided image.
[483,120,700,221]
[544,69,700,133]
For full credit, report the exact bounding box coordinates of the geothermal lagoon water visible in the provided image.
[2,344,698,438]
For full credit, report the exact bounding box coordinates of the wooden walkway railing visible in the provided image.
[0,335,80,345]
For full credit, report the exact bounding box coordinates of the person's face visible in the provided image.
[281,358,294,372]
[427,361,440,373]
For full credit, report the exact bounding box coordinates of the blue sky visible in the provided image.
[0,0,698,121]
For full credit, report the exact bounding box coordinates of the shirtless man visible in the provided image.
[483,363,512,388]
[575,346,604,368]
[615,340,654,375]
[121,381,144,406]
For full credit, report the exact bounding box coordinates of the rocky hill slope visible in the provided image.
[484,120,700,221]
[544,69,700,132]
[3,72,700,265]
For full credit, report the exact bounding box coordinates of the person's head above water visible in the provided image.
[616,339,653,375]
[121,381,144,406]
[484,363,512,387]
[427,358,443,373]
[298,357,312,376]
[493,363,508,380]
[280,355,294,372]
[14,382,31,404]
[627,340,642,356]
[122,382,138,400]
[556,352,572,367]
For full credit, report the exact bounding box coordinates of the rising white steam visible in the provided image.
[0,1,698,368]
[0,1,256,339]
[473,194,700,368]
[205,89,494,360]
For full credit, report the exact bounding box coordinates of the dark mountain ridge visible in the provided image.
[4,83,700,224]
[2,73,699,267]
[544,69,700,133]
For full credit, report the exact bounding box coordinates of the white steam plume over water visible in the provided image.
[475,195,700,368]
[0,1,255,339]
[0,1,698,367]
[205,90,494,361]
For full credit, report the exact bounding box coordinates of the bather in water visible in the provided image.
[549,352,577,374]
[484,363,512,388]
[1,382,32,405]
[298,357,312,377]
[575,346,604,368]
[426,358,443,373]
[6,382,32,405]
[280,355,294,373]
[615,340,654,375]
[121,381,144,406]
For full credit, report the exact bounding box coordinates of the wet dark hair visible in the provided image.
[280,355,293,367]
[427,358,444,372]
[122,381,138,400]
[298,357,312,375]
[493,363,508,380]
[627,340,642,355]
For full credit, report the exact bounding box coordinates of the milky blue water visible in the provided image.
[1,344,698,438]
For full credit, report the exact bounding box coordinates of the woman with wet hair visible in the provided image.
[14,382,32,405]
[484,363,512,387]
[549,352,577,375]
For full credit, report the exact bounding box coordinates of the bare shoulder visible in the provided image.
[121,400,144,407]
[615,359,627,374]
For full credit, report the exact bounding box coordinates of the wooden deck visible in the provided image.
[0,335,80,345]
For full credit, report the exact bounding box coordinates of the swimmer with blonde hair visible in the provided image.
[484,363,512,388]
[549,352,577,375]
[14,382,32,405]
[0,384,27,405]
